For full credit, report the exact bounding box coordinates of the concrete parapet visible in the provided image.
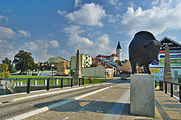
[130,74,155,117]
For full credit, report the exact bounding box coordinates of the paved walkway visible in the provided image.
[0,80,181,120]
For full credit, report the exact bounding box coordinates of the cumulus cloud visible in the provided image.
[18,30,31,37]
[109,0,122,9]
[0,27,15,39]
[120,0,181,36]
[65,3,106,26]
[49,40,59,48]
[0,15,8,23]
[63,25,114,57]
[0,39,14,61]
[74,0,81,7]
[24,41,38,51]
[57,10,67,15]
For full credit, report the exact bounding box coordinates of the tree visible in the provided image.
[2,58,16,73]
[13,50,35,74]
[0,63,10,78]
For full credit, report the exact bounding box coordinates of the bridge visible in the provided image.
[0,78,181,120]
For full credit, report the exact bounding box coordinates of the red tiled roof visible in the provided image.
[96,54,110,58]
[92,58,99,62]
[111,54,118,57]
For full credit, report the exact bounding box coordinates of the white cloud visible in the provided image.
[49,40,59,48]
[0,39,14,61]
[0,15,8,23]
[63,25,114,57]
[109,0,122,9]
[57,10,67,15]
[66,3,106,26]
[120,0,181,36]
[74,0,81,7]
[64,25,93,49]
[24,41,38,51]
[18,30,31,37]
[0,27,15,39]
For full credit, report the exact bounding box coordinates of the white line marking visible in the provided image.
[6,86,112,120]
[103,86,130,120]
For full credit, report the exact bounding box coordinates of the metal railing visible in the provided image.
[0,77,84,94]
[159,81,181,102]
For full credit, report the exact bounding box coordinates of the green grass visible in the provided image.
[9,75,112,85]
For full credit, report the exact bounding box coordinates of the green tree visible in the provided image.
[0,63,10,78]
[2,58,16,73]
[13,50,35,74]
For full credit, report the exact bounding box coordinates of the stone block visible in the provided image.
[34,80,37,86]
[44,80,47,86]
[55,79,58,85]
[130,74,155,117]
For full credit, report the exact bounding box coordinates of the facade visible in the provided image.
[82,64,114,78]
[56,61,70,76]
[116,41,122,61]
[96,41,122,62]
[150,37,181,82]
[48,57,68,68]
[70,54,92,70]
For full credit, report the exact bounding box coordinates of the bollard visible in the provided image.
[71,78,73,87]
[61,78,63,88]
[171,83,173,97]
[55,79,58,86]
[165,82,167,94]
[159,81,162,91]
[20,81,23,86]
[79,78,80,86]
[47,78,50,91]
[179,85,181,102]
[82,78,84,85]
[44,79,47,86]
[27,79,31,93]
[34,80,37,86]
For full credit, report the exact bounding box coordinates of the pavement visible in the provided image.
[0,79,181,120]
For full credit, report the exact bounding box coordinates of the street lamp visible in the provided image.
[51,64,54,86]
[51,64,54,78]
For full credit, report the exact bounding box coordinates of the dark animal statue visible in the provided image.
[129,31,161,74]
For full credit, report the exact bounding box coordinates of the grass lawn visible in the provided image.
[9,75,112,85]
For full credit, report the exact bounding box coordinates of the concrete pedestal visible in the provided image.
[130,74,155,117]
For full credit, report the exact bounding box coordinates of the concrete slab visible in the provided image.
[130,74,155,117]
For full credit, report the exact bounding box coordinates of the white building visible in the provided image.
[70,54,92,70]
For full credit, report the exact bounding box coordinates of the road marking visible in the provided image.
[103,86,130,120]
[6,85,112,120]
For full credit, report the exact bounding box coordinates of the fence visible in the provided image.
[0,77,84,94]
[159,81,181,102]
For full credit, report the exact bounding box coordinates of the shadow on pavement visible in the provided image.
[35,99,130,115]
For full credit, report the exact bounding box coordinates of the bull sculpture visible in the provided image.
[129,31,161,74]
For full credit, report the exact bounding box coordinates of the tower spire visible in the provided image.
[117,41,121,49]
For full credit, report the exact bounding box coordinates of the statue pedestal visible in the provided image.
[130,74,155,117]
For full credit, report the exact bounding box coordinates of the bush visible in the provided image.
[0,63,10,78]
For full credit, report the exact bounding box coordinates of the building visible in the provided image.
[95,41,122,62]
[82,64,114,78]
[150,37,181,82]
[56,61,70,76]
[48,57,70,75]
[70,54,92,70]
[116,41,122,61]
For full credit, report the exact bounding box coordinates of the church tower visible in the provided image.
[116,41,122,61]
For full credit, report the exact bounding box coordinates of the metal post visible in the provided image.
[165,82,167,94]
[171,83,173,97]
[179,85,181,102]
[61,78,63,88]
[82,78,84,85]
[27,78,31,93]
[71,78,73,87]
[47,78,50,91]
[159,81,162,91]
[79,78,80,86]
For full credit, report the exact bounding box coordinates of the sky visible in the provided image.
[1,0,181,62]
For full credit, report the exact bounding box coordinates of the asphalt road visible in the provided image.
[0,79,127,120]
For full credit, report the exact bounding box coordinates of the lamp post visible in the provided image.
[51,64,54,85]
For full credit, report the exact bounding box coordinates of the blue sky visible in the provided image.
[0,0,181,62]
